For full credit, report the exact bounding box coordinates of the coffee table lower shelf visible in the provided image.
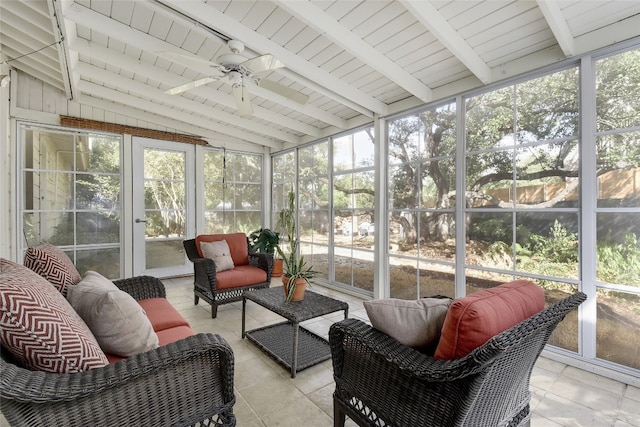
[244,321,331,376]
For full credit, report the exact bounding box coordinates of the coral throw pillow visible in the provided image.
[434,280,545,360]
[23,242,82,296]
[67,271,159,357]
[364,297,452,352]
[0,258,108,372]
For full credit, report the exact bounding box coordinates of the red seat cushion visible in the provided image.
[138,298,191,332]
[106,326,195,364]
[156,326,196,346]
[434,280,545,360]
[215,265,267,290]
[195,233,249,265]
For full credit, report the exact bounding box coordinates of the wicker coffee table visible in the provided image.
[242,287,349,378]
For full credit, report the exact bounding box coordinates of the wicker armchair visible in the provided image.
[1,275,236,427]
[330,291,586,427]
[184,236,272,318]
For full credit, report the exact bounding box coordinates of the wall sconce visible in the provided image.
[0,74,10,88]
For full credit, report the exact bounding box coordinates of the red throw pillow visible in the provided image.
[434,280,545,360]
[0,259,108,372]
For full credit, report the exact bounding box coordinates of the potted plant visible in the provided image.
[248,227,283,277]
[276,190,318,301]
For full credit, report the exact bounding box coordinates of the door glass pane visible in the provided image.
[145,240,186,269]
[143,149,186,269]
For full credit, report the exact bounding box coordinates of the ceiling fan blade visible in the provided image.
[156,51,226,75]
[241,54,284,74]
[165,77,218,95]
[232,84,253,116]
[258,79,309,105]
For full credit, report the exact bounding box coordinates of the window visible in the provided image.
[594,48,640,369]
[332,128,376,292]
[387,103,457,299]
[272,44,640,376]
[464,67,581,352]
[298,142,330,281]
[20,124,122,278]
[203,149,262,234]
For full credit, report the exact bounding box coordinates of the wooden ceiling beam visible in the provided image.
[275,0,433,103]
[537,0,575,57]
[400,0,492,85]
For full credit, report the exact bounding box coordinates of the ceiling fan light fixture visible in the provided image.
[228,71,242,85]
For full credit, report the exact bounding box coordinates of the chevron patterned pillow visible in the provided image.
[23,242,82,296]
[0,258,108,372]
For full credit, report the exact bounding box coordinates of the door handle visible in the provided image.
[135,218,146,223]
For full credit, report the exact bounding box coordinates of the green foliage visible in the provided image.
[276,190,318,301]
[529,220,578,264]
[597,233,640,286]
[249,228,280,255]
[469,217,511,243]
[48,212,120,245]
[486,241,513,268]
[596,49,640,132]
[477,220,580,280]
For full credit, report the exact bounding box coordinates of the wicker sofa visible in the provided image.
[184,233,273,318]
[330,285,586,427]
[1,269,236,427]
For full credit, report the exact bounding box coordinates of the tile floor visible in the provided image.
[160,276,640,427]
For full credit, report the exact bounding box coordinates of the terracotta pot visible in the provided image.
[272,258,283,277]
[282,276,306,301]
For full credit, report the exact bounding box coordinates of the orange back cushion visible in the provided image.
[434,280,545,360]
[195,233,249,265]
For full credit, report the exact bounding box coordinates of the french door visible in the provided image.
[132,138,194,277]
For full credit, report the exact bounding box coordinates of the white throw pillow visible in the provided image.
[363,297,452,352]
[67,271,159,357]
[200,240,235,272]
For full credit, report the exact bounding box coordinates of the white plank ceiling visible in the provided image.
[2,0,640,150]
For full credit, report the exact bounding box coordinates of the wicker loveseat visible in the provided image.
[2,241,236,427]
[1,271,236,427]
[330,285,586,427]
[184,233,273,318]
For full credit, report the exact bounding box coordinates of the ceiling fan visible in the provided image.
[161,40,308,116]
